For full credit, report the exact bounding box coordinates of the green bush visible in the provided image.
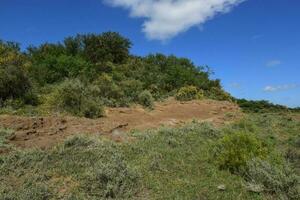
[0,65,31,102]
[175,86,204,101]
[92,73,124,100]
[49,79,104,118]
[0,128,14,148]
[82,99,105,119]
[207,87,233,101]
[29,54,90,85]
[213,132,269,172]
[2,98,24,110]
[236,99,293,113]
[0,34,231,114]
[119,79,143,102]
[244,158,299,199]
[138,90,154,109]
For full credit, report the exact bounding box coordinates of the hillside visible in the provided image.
[0,32,299,200]
[0,99,240,150]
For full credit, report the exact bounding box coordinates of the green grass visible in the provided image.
[0,137,139,200]
[0,128,14,149]
[0,114,299,199]
[123,122,261,200]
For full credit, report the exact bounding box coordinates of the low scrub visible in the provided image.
[0,128,14,149]
[0,136,139,199]
[46,79,105,118]
[138,90,154,109]
[175,85,204,101]
[212,131,269,172]
[207,87,233,101]
[0,65,31,103]
[244,158,299,199]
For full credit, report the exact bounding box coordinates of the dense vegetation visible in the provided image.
[1,114,299,199]
[0,33,230,117]
[236,99,300,113]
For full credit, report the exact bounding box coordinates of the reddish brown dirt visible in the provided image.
[292,114,300,121]
[0,99,241,150]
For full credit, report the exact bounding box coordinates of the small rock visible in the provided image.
[217,184,226,191]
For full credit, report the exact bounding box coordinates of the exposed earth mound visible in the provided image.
[0,99,241,150]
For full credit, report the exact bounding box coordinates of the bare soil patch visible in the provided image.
[0,99,241,150]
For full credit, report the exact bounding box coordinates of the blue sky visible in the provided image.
[1,0,299,107]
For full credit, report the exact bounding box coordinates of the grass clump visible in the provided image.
[124,122,259,200]
[175,85,204,101]
[0,128,14,149]
[244,158,299,200]
[212,131,269,173]
[0,136,139,199]
[138,90,154,109]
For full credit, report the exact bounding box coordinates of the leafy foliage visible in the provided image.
[138,90,154,109]
[0,128,14,149]
[236,99,299,113]
[48,79,104,118]
[0,41,35,107]
[175,85,204,101]
[1,32,276,118]
[244,158,299,200]
[0,65,31,103]
[213,132,269,172]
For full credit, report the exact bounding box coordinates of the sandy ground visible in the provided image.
[0,99,241,150]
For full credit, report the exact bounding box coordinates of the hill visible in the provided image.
[0,32,299,199]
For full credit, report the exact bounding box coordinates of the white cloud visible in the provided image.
[263,84,298,92]
[105,0,245,40]
[266,60,281,67]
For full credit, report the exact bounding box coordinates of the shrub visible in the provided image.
[138,90,154,109]
[62,136,140,199]
[119,79,143,102]
[29,55,90,85]
[0,128,14,148]
[175,86,204,101]
[2,98,24,109]
[22,90,39,106]
[92,73,123,100]
[54,79,86,115]
[0,65,31,102]
[49,79,104,118]
[82,99,105,119]
[244,158,299,199]
[236,99,290,113]
[213,132,269,172]
[207,87,233,101]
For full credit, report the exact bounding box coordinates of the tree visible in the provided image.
[0,41,31,102]
[0,65,31,102]
[65,32,132,64]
